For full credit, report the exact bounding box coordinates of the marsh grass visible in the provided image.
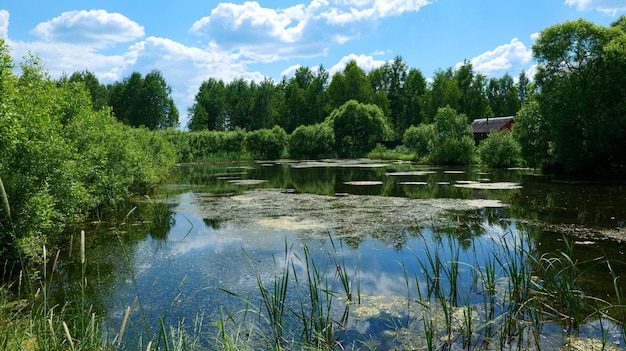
[2,211,626,350]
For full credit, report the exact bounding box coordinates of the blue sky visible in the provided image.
[1,0,624,127]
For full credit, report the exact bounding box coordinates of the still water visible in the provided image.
[61,160,626,349]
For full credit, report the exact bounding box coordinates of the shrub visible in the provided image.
[245,126,287,160]
[288,123,336,159]
[478,130,521,168]
[429,106,475,165]
[403,124,435,158]
[326,100,392,158]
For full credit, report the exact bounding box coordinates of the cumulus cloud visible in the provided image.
[31,10,144,48]
[322,0,430,24]
[463,38,532,77]
[328,53,387,75]
[0,10,8,38]
[190,0,431,62]
[565,0,626,15]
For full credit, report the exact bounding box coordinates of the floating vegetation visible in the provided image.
[291,159,390,169]
[257,216,325,231]
[453,181,522,190]
[227,179,268,185]
[385,171,435,176]
[343,181,383,186]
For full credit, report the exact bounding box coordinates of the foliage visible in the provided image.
[326,100,392,158]
[478,130,521,168]
[108,70,179,130]
[327,60,372,111]
[512,100,550,168]
[288,123,336,159]
[429,106,475,165]
[162,128,248,162]
[187,78,227,131]
[403,123,436,159]
[0,42,177,264]
[244,126,287,160]
[533,16,626,173]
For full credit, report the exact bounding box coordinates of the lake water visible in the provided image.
[58,160,626,350]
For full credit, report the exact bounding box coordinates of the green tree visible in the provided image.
[430,106,475,165]
[326,100,392,157]
[108,70,179,130]
[327,60,372,111]
[67,70,109,110]
[454,61,489,120]
[487,74,520,117]
[188,78,227,131]
[512,100,550,168]
[425,68,461,122]
[288,123,336,159]
[533,17,626,173]
[245,125,287,159]
[403,123,435,159]
[401,68,427,134]
[478,130,521,168]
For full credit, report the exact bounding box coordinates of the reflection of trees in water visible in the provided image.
[431,208,514,249]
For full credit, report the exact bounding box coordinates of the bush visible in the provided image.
[245,125,287,160]
[0,45,177,264]
[478,130,521,168]
[429,106,475,165]
[288,123,336,159]
[326,100,392,157]
[403,124,435,158]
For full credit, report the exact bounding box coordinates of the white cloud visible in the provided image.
[565,0,626,15]
[31,10,144,48]
[464,38,533,77]
[190,0,432,63]
[322,0,430,24]
[328,53,387,75]
[0,10,8,38]
[281,64,302,78]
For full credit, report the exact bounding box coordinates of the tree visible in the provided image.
[327,60,372,111]
[108,70,179,130]
[486,74,520,116]
[430,106,475,165]
[403,123,435,158]
[425,68,461,122]
[401,68,427,133]
[533,17,626,173]
[288,123,335,159]
[478,130,521,168]
[326,100,392,157]
[141,70,179,129]
[513,100,550,168]
[454,61,489,120]
[68,70,109,110]
[188,78,227,131]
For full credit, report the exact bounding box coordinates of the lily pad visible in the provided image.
[453,181,521,190]
[227,179,268,185]
[343,181,384,186]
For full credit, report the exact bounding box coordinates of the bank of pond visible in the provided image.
[2,160,626,350]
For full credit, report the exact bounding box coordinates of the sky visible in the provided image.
[1,0,625,128]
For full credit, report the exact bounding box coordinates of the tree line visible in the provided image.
[186,58,531,139]
[67,56,530,140]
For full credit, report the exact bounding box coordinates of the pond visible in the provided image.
[58,160,626,350]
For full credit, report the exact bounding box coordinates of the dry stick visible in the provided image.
[0,174,10,220]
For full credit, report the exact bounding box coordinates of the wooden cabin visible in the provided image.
[470,116,514,143]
